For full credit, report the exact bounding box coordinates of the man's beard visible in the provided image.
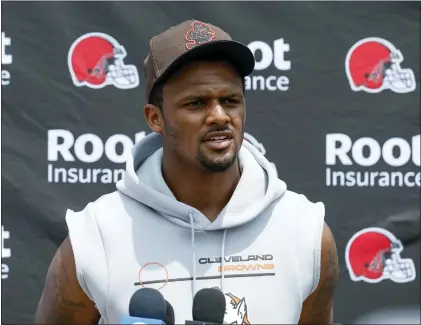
[197,131,243,172]
[197,145,239,172]
[162,117,244,172]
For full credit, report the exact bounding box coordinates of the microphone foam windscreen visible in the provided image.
[165,300,175,325]
[129,287,167,320]
[192,288,226,323]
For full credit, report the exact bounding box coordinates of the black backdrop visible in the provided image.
[1,1,420,324]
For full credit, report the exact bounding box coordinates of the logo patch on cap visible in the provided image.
[185,21,216,50]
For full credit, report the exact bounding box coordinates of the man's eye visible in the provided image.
[222,98,239,104]
[186,100,204,106]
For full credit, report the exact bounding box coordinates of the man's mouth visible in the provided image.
[203,131,233,141]
[203,131,233,150]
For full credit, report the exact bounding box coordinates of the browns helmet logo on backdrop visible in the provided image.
[345,37,416,93]
[345,227,416,283]
[68,32,139,89]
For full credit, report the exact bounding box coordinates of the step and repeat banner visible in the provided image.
[1,1,420,324]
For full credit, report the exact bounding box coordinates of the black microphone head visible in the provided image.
[129,288,167,320]
[192,288,226,323]
[165,300,175,325]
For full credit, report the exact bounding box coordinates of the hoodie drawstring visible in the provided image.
[221,229,227,291]
[188,212,197,296]
[188,212,228,298]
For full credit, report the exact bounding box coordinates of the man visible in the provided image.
[36,20,339,324]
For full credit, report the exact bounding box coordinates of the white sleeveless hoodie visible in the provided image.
[65,132,325,324]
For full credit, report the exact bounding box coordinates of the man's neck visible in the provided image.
[161,154,241,222]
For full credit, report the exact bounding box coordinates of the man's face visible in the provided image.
[145,60,246,172]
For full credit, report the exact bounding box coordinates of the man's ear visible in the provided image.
[144,104,164,133]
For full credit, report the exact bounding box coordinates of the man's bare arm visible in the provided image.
[35,237,100,325]
[299,222,339,325]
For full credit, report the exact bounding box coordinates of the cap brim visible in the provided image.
[156,40,255,88]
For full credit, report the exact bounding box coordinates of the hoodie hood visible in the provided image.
[116,132,286,231]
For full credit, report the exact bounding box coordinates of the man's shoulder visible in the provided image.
[81,189,135,212]
[67,190,127,222]
[276,188,324,210]
[268,188,326,227]
[91,190,124,207]
[70,190,152,225]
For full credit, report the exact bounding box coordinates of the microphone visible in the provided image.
[185,288,226,324]
[165,300,175,325]
[120,288,171,324]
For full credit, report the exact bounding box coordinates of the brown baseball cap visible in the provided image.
[144,19,255,102]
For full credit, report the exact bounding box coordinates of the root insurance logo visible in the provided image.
[246,38,291,92]
[1,31,13,86]
[47,129,146,184]
[325,133,420,187]
[2,226,12,280]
